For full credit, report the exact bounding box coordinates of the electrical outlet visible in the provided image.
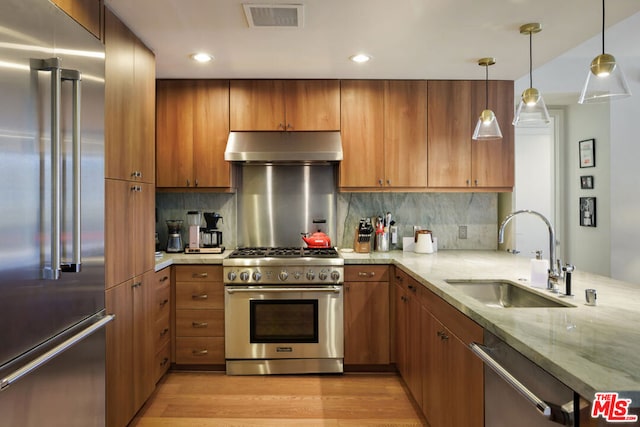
[458,225,467,239]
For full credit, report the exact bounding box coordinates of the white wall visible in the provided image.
[515,11,640,284]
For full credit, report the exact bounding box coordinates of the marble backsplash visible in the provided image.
[156,191,498,251]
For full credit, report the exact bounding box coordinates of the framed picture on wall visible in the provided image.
[579,138,596,168]
[580,197,596,227]
[580,175,594,189]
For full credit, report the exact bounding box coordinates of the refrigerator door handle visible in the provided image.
[60,69,82,273]
[0,313,114,391]
[32,58,62,280]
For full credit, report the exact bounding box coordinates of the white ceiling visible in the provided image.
[104,0,640,81]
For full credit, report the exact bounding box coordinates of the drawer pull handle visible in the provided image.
[192,294,208,300]
[159,276,169,283]
[192,272,208,278]
[159,328,169,337]
[132,282,142,288]
[192,349,208,356]
[437,330,449,340]
[358,271,375,277]
[160,357,169,367]
[191,322,208,328]
[159,299,169,308]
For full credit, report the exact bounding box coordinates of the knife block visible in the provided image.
[354,229,372,253]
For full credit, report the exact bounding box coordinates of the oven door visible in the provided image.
[224,285,343,360]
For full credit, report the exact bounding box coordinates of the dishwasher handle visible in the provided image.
[470,342,558,417]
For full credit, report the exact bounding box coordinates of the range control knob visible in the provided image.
[278,270,289,281]
[318,270,328,281]
[293,271,302,280]
[239,271,250,282]
[227,271,237,281]
[252,271,262,281]
[306,270,316,281]
[330,270,341,281]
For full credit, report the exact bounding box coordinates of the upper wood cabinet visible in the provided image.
[156,79,231,188]
[340,80,428,189]
[230,80,340,131]
[105,8,156,183]
[51,0,102,39]
[427,80,514,190]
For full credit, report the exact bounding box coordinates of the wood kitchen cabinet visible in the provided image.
[340,80,428,189]
[343,266,390,366]
[229,79,340,131]
[51,0,102,39]
[427,80,513,190]
[153,268,172,383]
[173,265,225,365]
[420,284,484,427]
[105,270,155,427]
[105,7,156,184]
[156,79,231,188]
[392,268,423,406]
[105,180,155,289]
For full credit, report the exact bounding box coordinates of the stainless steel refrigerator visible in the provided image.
[0,1,111,426]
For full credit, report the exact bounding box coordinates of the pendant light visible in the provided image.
[578,0,631,103]
[472,57,502,140]
[513,23,550,126]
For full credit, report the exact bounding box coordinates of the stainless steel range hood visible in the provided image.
[224,131,343,163]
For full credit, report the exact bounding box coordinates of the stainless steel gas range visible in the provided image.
[223,247,344,375]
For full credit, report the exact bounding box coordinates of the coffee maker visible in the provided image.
[201,212,223,251]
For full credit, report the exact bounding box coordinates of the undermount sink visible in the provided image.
[445,280,574,308]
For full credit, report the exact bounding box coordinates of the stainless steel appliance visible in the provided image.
[223,247,344,375]
[472,331,576,426]
[166,219,184,252]
[0,1,111,425]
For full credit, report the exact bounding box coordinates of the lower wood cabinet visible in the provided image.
[105,270,155,427]
[153,268,171,383]
[173,265,225,365]
[393,266,484,426]
[343,266,390,365]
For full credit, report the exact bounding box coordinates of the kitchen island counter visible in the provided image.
[156,249,640,405]
[342,250,640,406]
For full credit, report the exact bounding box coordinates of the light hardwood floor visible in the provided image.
[129,371,427,426]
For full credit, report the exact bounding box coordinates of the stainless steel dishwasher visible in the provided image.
[471,331,577,426]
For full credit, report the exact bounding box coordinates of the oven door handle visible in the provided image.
[226,286,342,294]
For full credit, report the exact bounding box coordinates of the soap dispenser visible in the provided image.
[530,250,549,287]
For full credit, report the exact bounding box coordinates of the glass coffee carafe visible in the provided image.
[166,219,184,252]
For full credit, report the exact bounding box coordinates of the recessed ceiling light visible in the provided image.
[190,53,213,63]
[350,54,371,63]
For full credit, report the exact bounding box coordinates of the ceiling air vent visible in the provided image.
[242,4,304,28]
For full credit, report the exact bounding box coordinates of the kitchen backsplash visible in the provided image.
[156,192,497,251]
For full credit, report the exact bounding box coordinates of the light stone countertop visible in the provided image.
[155,249,640,403]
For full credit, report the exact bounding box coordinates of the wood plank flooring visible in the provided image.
[129,371,427,426]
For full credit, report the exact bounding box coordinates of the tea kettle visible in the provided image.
[301,230,331,248]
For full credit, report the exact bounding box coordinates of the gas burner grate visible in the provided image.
[229,246,340,259]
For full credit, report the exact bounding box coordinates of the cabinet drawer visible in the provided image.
[175,337,225,364]
[154,341,171,384]
[344,265,389,282]
[175,265,222,282]
[175,282,223,309]
[154,312,171,350]
[176,309,224,337]
[154,279,171,319]
[420,286,482,345]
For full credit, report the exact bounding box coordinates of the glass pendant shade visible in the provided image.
[513,23,550,127]
[578,0,632,104]
[513,87,551,126]
[473,109,502,140]
[578,53,631,103]
[472,57,502,141]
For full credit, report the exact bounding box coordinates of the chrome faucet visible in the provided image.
[498,210,561,290]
